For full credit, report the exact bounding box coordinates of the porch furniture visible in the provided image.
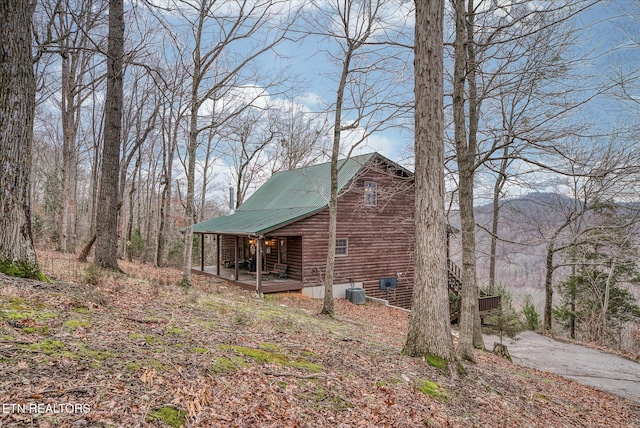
[269,263,288,279]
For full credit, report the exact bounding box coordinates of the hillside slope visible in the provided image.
[0,251,638,427]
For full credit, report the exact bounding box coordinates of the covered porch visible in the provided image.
[192,232,304,294]
[192,263,303,293]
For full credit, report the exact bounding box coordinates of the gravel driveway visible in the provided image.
[485,331,640,403]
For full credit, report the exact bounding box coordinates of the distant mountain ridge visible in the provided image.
[447,192,638,306]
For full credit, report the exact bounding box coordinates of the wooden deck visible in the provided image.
[192,265,304,294]
[448,260,502,323]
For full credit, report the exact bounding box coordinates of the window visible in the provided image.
[335,238,348,256]
[364,181,377,206]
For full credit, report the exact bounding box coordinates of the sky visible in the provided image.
[141,0,639,210]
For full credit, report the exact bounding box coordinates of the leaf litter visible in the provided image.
[0,250,638,427]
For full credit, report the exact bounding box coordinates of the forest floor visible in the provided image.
[0,251,639,427]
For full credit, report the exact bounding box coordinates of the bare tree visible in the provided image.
[77,64,106,263]
[403,0,457,373]
[50,0,107,254]
[198,115,221,221]
[266,105,329,173]
[450,0,484,359]
[306,0,412,316]
[447,0,599,360]
[155,60,189,267]
[118,67,160,259]
[224,107,276,208]
[93,0,124,271]
[159,0,299,286]
[556,205,640,346]
[504,139,640,331]
[0,1,43,279]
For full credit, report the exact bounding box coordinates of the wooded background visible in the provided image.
[8,0,640,355]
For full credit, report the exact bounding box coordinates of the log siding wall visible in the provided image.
[276,162,416,309]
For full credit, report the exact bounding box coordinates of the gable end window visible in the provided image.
[364,181,377,206]
[335,238,348,256]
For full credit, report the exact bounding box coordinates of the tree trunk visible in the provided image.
[199,123,217,221]
[404,0,457,375]
[182,100,198,285]
[452,0,484,360]
[77,234,97,263]
[58,42,81,254]
[492,342,512,362]
[86,133,101,253]
[489,148,509,292]
[600,260,615,339]
[570,263,576,339]
[322,45,351,317]
[156,177,169,267]
[156,167,171,267]
[321,150,339,316]
[0,1,42,279]
[156,109,178,267]
[125,150,141,262]
[94,0,124,271]
[465,0,485,351]
[544,242,554,331]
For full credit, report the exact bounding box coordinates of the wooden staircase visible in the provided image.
[448,260,462,322]
[447,260,501,323]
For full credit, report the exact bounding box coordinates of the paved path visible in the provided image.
[485,331,640,403]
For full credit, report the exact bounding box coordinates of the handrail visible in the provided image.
[446,260,502,320]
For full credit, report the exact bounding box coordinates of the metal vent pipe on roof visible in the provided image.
[229,186,235,211]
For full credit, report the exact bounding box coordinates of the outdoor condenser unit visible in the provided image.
[346,287,366,304]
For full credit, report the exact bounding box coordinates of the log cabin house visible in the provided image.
[191,152,500,316]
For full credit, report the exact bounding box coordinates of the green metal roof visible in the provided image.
[192,153,376,235]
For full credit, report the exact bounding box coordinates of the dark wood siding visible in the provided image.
[264,239,278,270]
[286,237,303,281]
[220,235,236,263]
[275,158,416,309]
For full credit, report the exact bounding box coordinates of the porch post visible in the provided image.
[256,236,263,294]
[216,234,220,276]
[200,234,205,272]
[234,235,239,281]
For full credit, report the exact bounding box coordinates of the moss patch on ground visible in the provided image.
[20,326,50,335]
[145,359,170,371]
[20,339,75,358]
[208,356,249,375]
[64,320,91,330]
[0,297,56,323]
[148,406,186,427]
[125,361,142,372]
[415,379,449,402]
[144,335,164,345]
[375,377,403,387]
[218,344,323,372]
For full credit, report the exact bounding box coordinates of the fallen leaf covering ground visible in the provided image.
[0,251,638,427]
